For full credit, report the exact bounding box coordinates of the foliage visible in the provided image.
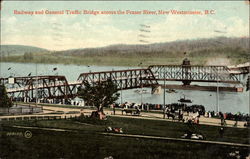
[23,52,34,60]
[77,78,120,112]
[0,85,13,108]
[1,37,249,66]
[0,44,49,56]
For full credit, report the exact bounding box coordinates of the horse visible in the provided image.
[122,109,133,115]
[166,112,175,120]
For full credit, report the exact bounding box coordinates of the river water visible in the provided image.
[1,62,249,114]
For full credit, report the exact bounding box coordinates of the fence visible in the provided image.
[0,114,80,121]
[0,105,43,115]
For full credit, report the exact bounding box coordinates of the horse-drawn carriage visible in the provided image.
[121,108,140,116]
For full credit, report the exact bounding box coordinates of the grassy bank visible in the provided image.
[0,116,249,158]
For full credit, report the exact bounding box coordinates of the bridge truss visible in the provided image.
[148,65,241,85]
[77,68,158,90]
[1,64,246,101]
[1,76,75,102]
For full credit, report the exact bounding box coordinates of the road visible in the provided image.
[0,104,246,128]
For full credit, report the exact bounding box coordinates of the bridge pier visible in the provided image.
[151,85,162,94]
[182,58,191,85]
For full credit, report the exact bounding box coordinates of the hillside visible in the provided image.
[0,45,49,56]
[1,37,249,66]
[54,37,249,58]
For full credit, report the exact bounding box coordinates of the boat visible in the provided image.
[134,89,149,94]
[178,95,192,103]
[166,89,177,93]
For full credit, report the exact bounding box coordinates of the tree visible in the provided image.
[77,78,120,118]
[23,52,34,60]
[0,85,13,108]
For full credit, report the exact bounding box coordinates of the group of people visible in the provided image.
[205,111,249,122]
[114,102,205,114]
[113,101,250,127]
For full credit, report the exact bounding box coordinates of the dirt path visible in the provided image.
[102,133,250,148]
[0,105,246,128]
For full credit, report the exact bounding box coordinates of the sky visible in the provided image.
[0,1,249,51]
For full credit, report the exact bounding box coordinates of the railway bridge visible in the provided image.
[1,60,247,102]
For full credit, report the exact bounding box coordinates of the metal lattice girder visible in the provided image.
[4,76,75,99]
[3,64,246,101]
[77,68,159,90]
[148,65,241,84]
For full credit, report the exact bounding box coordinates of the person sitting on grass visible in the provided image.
[219,127,224,138]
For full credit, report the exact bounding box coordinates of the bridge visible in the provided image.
[77,68,158,90]
[1,76,76,101]
[228,62,250,75]
[1,60,247,102]
[1,68,159,102]
[148,65,241,85]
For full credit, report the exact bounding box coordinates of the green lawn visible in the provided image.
[0,116,249,158]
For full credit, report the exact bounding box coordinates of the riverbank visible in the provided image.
[1,54,247,67]
[0,54,202,66]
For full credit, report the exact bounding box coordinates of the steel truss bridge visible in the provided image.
[148,65,241,85]
[1,64,247,102]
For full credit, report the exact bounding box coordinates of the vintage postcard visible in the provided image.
[0,1,249,158]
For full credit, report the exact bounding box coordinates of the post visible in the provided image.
[35,63,38,107]
[216,68,219,113]
[249,71,250,116]
[120,89,123,104]
[163,67,166,119]
[0,50,2,80]
[141,85,143,104]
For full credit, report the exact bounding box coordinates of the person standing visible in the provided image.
[112,104,116,115]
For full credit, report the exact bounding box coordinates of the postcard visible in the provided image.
[0,1,249,158]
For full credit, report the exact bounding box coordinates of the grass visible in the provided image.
[0,116,249,158]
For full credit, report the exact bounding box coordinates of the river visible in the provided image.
[0,62,249,114]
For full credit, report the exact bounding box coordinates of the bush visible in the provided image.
[0,85,13,108]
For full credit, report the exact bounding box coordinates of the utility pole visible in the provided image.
[35,63,38,107]
[248,70,250,116]
[138,24,150,111]
[163,67,166,119]
[216,68,219,113]
[140,84,143,104]
[120,88,123,104]
[0,50,2,83]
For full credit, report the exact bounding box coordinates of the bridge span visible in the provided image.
[1,68,159,102]
[148,65,241,85]
[1,62,247,102]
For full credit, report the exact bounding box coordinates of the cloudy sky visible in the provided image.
[1,1,249,50]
